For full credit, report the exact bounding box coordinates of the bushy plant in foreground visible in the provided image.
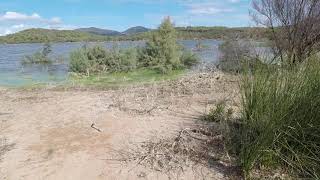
[238,58,320,178]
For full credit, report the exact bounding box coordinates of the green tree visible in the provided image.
[141,17,182,73]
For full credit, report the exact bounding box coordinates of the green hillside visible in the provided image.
[0,28,111,44]
[0,26,269,44]
[114,26,269,41]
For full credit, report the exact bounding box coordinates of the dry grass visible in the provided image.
[106,124,242,179]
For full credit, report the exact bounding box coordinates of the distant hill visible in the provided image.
[0,28,110,44]
[122,26,151,35]
[75,26,151,36]
[0,26,268,44]
[75,27,121,36]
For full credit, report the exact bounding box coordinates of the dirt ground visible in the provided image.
[0,72,240,180]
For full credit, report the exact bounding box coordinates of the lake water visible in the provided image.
[0,40,222,87]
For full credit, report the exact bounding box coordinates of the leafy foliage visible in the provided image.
[180,50,200,68]
[203,101,233,122]
[140,18,183,73]
[69,45,138,75]
[70,18,199,75]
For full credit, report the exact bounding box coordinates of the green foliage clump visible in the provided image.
[22,43,53,64]
[69,45,138,75]
[203,101,233,122]
[69,48,91,74]
[70,18,199,75]
[140,17,182,73]
[180,50,200,68]
[237,58,320,178]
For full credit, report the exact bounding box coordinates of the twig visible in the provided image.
[91,123,102,132]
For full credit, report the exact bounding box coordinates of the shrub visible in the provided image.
[69,45,139,74]
[203,101,233,122]
[140,17,183,73]
[69,18,199,75]
[69,48,91,74]
[118,48,138,72]
[218,39,253,73]
[22,42,53,64]
[238,57,320,178]
[180,50,200,68]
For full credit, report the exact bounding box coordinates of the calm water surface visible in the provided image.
[0,40,222,86]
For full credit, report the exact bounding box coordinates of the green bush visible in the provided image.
[70,19,199,74]
[237,58,320,178]
[203,101,233,122]
[22,43,53,64]
[140,17,183,73]
[69,45,139,74]
[69,18,199,75]
[180,50,200,68]
[69,48,91,74]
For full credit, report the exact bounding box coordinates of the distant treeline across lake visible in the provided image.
[0,27,268,44]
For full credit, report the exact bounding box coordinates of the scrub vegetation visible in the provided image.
[22,42,53,64]
[69,18,199,76]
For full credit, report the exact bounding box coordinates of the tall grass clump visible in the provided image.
[238,58,320,178]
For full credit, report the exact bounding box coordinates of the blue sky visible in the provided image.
[0,0,252,35]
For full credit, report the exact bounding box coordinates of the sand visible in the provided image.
[0,72,240,180]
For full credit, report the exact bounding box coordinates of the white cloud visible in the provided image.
[0,12,40,21]
[0,11,65,36]
[0,11,62,24]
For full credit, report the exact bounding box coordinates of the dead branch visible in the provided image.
[91,123,102,132]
